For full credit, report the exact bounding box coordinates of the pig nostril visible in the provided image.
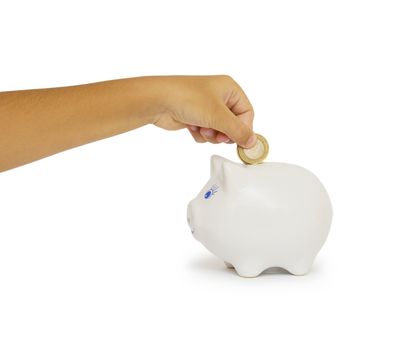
[187,217,195,234]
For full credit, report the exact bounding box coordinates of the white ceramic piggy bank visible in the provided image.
[187,155,332,277]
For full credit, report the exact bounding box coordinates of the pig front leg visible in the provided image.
[233,264,265,278]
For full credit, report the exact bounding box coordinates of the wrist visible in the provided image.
[125,76,170,126]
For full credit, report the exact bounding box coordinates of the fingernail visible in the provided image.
[216,134,230,143]
[189,125,198,132]
[245,133,257,148]
[201,128,215,138]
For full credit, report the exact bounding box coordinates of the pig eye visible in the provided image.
[204,190,213,199]
[204,184,219,199]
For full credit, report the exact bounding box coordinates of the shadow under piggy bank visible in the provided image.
[189,254,325,278]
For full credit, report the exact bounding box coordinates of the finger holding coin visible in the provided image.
[237,133,269,164]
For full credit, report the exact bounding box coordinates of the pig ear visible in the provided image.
[210,155,226,177]
[222,160,242,189]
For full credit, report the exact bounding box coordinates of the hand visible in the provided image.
[149,75,256,148]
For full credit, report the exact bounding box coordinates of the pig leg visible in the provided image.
[285,257,314,276]
[233,264,263,278]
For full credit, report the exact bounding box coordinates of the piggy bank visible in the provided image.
[187,155,332,277]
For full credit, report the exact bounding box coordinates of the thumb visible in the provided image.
[214,108,256,148]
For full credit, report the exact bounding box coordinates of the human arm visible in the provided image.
[0,75,255,172]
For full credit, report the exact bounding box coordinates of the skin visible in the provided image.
[0,75,256,172]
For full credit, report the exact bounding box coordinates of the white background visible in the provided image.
[1,0,393,349]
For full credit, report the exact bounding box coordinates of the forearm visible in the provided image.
[0,77,157,172]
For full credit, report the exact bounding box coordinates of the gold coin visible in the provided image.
[237,134,269,165]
